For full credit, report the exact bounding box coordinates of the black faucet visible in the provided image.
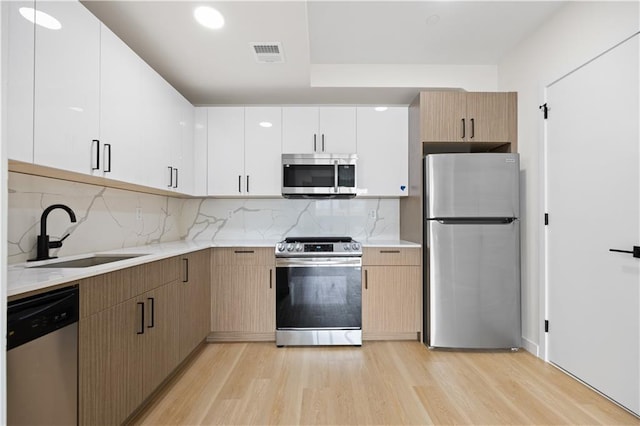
[29,204,77,262]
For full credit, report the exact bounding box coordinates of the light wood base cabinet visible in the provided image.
[210,248,275,341]
[79,253,210,425]
[362,247,421,341]
[179,249,211,360]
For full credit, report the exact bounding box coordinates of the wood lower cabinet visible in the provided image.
[79,253,205,425]
[362,247,421,341]
[179,249,211,360]
[210,247,275,341]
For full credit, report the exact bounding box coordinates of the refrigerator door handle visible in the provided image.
[435,218,516,225]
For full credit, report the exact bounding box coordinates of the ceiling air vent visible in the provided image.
[250,42,284,63]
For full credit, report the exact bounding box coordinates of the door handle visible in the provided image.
[104,143,112,173]
[183,258,189,283]
[173,168,179,189]
[92,139,100,170]
[461,118,465,139]
[321,134,325,152]
[147,297,155,328]
[238,175,242,193]
[609,246,640,258]
[168,166,174,188]
[246,175,250,193]
[364,269,368,290]
[269,268,273,289]
[137,302,145,334]
[470,118,475,139]
[313,134,317,152]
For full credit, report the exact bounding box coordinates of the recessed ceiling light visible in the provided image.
[19,7,62,30]
[259,121,273,128]
[374,106,388,112]
[194,6,224,30]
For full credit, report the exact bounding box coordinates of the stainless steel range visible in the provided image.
[275,237,362,346]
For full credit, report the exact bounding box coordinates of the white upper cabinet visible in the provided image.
[282,107,356,154]
[207,107,245,196]
[177,96,195,195]
[207,107,282,197]
[3,1,35,163]
[192,108,208,196]
[99,24,144,183]
[33,0,100,174]
[356,107,408,197]
[244,107,282,196]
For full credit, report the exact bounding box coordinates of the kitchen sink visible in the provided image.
[28,254,148,268]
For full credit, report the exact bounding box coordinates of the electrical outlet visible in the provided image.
[135,207,142,221]
[227,210,233,219]
[369,209,377,219]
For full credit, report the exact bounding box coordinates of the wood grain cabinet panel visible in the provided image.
[210,248,275,340]
[420,91,516,145]
[179,249,212,360]
[361,247,421,341]
[80,265,146,318]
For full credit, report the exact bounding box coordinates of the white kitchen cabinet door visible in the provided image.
[33,0,100,175]
[192,107,208,196]
[356,107,408,197]
[318,107,357,153]
[244,107,282,196]
[140,62,175,190]
[282,107,318,154]
[3,1,34,163]
[99,24,144,184]
[207,107,245,196]
[177,97,195,195]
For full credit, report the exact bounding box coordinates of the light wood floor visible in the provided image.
[131,341,639,425]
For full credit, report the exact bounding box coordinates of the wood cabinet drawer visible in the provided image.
[211,247,274,266]
[80,265,146,318]
[363,247,421,266]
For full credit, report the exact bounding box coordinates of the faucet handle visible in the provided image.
[49,233,70,249]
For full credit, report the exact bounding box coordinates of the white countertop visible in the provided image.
[7,238,419,298]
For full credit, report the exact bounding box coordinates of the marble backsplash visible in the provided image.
[7,173,184,264]
[8,172,400,264]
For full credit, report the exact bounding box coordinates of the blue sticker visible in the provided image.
[400,185,406,191]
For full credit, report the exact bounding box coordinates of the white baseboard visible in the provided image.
[521,337,539,357]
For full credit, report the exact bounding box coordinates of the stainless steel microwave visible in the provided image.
[281,153,357,199]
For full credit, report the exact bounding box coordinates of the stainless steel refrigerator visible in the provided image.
[424,153,521,349]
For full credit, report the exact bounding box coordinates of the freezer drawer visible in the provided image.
[425,153,520,219]
[426,219,521,349]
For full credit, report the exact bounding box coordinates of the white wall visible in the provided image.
[498,1,640,357]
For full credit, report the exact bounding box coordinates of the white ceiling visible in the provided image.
[81,1,565,105]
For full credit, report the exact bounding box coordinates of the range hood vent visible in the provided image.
[250,42,284,63]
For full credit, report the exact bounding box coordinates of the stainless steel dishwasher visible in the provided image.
[7,285,79,425]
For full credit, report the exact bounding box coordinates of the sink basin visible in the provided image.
[28,254,148,268]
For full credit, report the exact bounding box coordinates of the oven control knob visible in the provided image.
[295,243,302,252]
[286,244,294,252]
[343,244,349,250]
[351,243,360,250]
[277,243,285,252]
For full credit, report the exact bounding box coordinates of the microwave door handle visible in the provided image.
[334,163,339,193]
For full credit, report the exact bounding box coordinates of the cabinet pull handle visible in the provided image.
[313,134,317,152]
[147,297,155,328]
[470,118,475,139]
[380,250,400,254]
[321,134,325,152]
[174,168,179,189]
[168,166,173,188]
[92,139,100,170]
[234,250,255,254]
[364,269,368,290]
[238,175,242,193]
[269,268,273,289]
[137,302,145,334]
[246,175,250,193]
[183,258,189,282]
[461,118,466,139]
[104,143,112,172]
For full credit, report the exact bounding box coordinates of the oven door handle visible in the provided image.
[275,257,362,268]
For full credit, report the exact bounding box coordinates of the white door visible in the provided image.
[546,34,639,415]
[282,106,318,153]
[318,107,357,153]
[356,107,408,196]
[207,107,244,196]
[33,1,100,174]
[244,107,282,196]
